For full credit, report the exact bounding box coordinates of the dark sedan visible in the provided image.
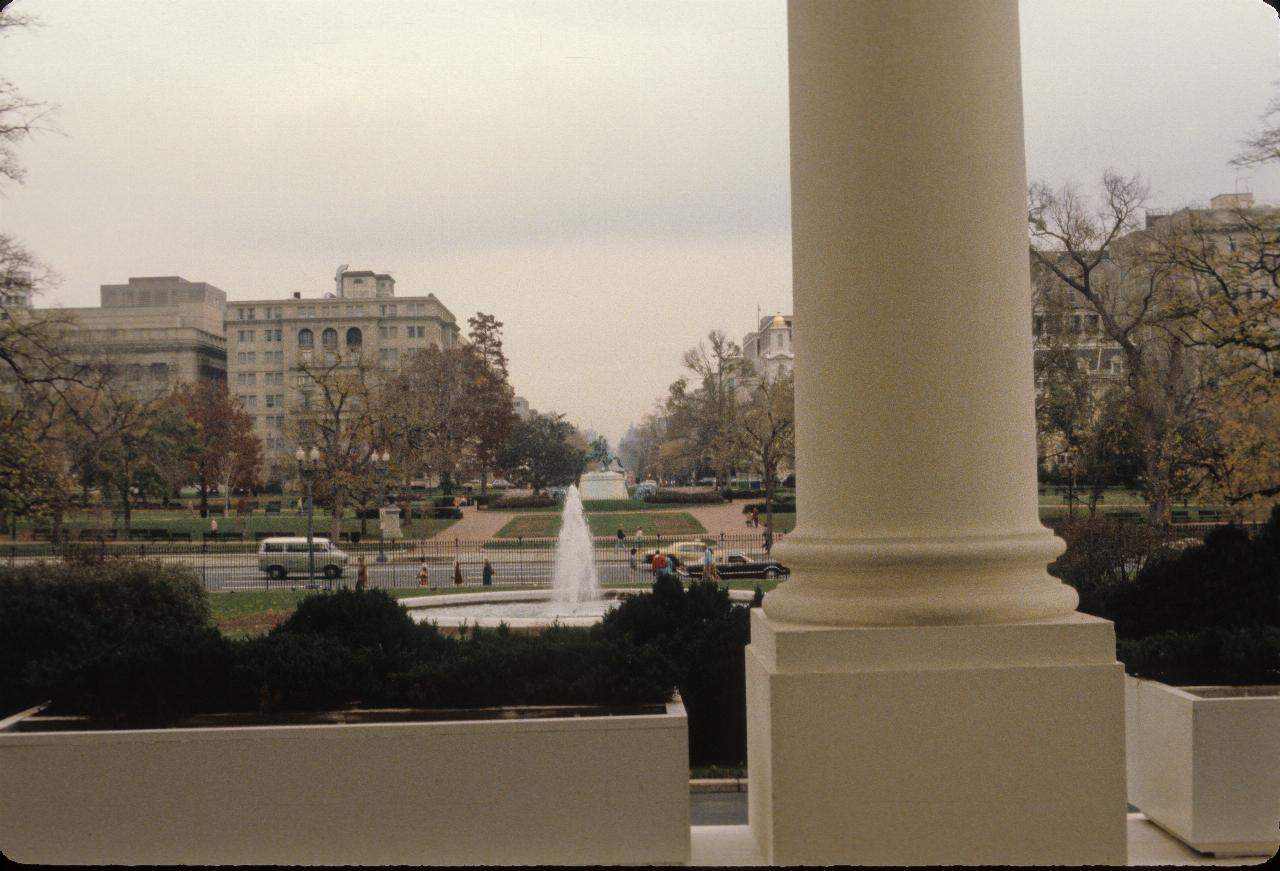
[685,549,790,580]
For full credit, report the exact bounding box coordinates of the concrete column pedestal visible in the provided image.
[746,610,1128,865]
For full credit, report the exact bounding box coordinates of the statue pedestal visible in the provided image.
[746,609,1128,865]
[578,471,629,501]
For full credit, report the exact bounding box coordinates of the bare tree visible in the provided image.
[1231,87,1280,169]
[735,370,795,536]
[0,4,59,187]
[1029,172,1216,525]
[289,350,382,541]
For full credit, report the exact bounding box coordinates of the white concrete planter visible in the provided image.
[1125,675,1280,857]
[0,699,690,865]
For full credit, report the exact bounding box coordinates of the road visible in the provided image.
[193,556,651,592]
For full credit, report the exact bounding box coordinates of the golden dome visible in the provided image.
[770,314,788,328]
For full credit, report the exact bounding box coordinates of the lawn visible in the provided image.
[495,511,707,539]
[209,587,467,638]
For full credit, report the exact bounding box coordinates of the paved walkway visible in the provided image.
[438,499,769,543]
[434,506,512,541]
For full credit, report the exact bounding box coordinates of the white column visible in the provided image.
[765,0,1078,627]
[747,3,1127,864]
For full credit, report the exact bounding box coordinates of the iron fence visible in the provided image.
[3,520,1263,594]
[2,532,786,593]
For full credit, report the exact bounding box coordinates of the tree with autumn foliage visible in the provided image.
[171,380,264,516]
[464,313,516,493]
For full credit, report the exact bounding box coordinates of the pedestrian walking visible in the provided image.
[702,544,719,582]
[210,517,218,535]
[615,527,625,551]
[628,547,638,581]
[651,549,670,581]
[750,506,759,528]
[763,522,774,554]
[482,559,493,587]
[356,555,368,592]
[417,559,431,588]
[454,560,464,586]
[635,527,644,547]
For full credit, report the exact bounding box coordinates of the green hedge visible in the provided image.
[1055,506,1280,686]
[491,495,558,509]
[0,560,212,717]
[599,576,764,767]
[741,500,796,514]
[643,489,724,505]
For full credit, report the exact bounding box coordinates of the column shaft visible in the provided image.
[767,0,1077,625]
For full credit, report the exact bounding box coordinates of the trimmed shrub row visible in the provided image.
[490,495,558,509]
[642,489,724,505]
[741,500,796,514]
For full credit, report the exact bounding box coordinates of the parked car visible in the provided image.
[686,549,790,580]
[258,537,349,580]
[642,541,717,573]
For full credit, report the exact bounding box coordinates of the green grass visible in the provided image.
[208,587,498,638]
[494,511,707,539]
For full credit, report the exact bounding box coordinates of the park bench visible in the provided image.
[254,531,290,540]
[127,530,151,541]
[171,532,192,542]
[264,504,281,514]
[1197,508,1223,522]
[203,531,244,542]
[1171,509,1191,522]
[32,527,52,540]
[148,529,170,540]
[79,528,116,540]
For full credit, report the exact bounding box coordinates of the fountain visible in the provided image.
[402,482,755,633]
[549,485,601,612]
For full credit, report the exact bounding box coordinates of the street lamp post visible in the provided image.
[370,449,391,563]
[1063,448,1080,519]
[296,446,321,589]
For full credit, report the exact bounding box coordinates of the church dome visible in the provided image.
[770,314,788,328]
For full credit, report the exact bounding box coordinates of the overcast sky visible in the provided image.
[4,0,1278,446]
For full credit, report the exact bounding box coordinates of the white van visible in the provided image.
[257,537,349,580]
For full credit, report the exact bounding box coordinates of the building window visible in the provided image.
[346,327,363,348]
[321,328,338,351]
[150,363,169,381]
[298,328,314,349]
[408,325,425,338]
[237,373,256,387]
[239,395,257,409]
[380,348,399,364]
[235,351,256,365]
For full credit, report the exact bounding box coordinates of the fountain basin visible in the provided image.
[403,588,757,635]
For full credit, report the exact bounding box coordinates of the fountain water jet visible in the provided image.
[549,484,601,612]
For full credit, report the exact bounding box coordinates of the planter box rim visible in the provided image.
[1127,676,1280,700]
[1,697,686,740]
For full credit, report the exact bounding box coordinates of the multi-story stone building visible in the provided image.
[224,269,461,462]
[1,270,34,312]
[31,276,228,393]
[742,313,794,379]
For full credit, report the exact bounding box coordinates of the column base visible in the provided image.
[746,609,1128,866]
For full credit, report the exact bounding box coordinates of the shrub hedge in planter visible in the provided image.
[0,561,211,716]
[599,576,764,766]
[1054,506,1280,686]
[1,563,766,765]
